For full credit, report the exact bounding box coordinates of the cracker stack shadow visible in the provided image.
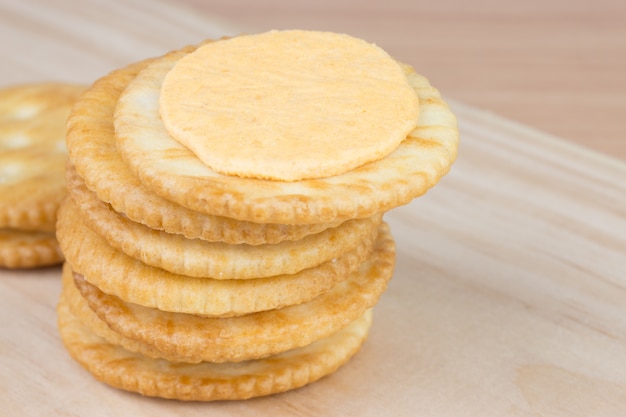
[55,32,458,401]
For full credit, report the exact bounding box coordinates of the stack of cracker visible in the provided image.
[56,31,459,401]
[0,83,84,269]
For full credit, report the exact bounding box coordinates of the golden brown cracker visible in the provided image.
[0,83,84,232]
[71,223,394,363]
[0,228,63,269]
[66,162,342,246]
[60,196,380,279]
[157,30,419,181]
[61,262,195,363]
[58,200,376,316]
[58,295,373,401]
[114,49,458,225]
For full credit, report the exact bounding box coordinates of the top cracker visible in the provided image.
[109,33,458,225]
[159,30,420,181]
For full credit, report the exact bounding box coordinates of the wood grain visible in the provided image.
[1,0,625,415]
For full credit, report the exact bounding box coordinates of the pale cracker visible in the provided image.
[157,30,419,181]
[58,296,372,401]
[60,196,380,279]
[72,223,394,363]
[64,59,342,245]
[0,83,84,232]
[114,48,458,224]
[58,201,376,316]
[0,228,64,269]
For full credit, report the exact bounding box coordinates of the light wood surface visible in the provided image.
[1,0,626,416]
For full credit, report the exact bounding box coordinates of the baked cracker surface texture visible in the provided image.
[57,296,373,401]
[0,83,85,269]
[58,202,377,317]
[114,32,458,225]
[58,197,381,279]
[69,223,394,363]
[0,228,64,269]
[0,83,84,233]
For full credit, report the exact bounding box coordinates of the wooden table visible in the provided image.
[1,1,625,416]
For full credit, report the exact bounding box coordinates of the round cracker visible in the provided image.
[64,58,343,245]
[61,263,182,362]
[114,49,458,225]
[0,228,64,269]
[58,201,376,316]
[0,83,84,232]
[71,223,394,363]
[58,296,372,401]
[59,195,380,280]
[62,263,218,364]
[158,30,419,181]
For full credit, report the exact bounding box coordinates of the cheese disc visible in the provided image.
[159,30,419,181]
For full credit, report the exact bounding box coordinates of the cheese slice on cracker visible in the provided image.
[159,30,419,181]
